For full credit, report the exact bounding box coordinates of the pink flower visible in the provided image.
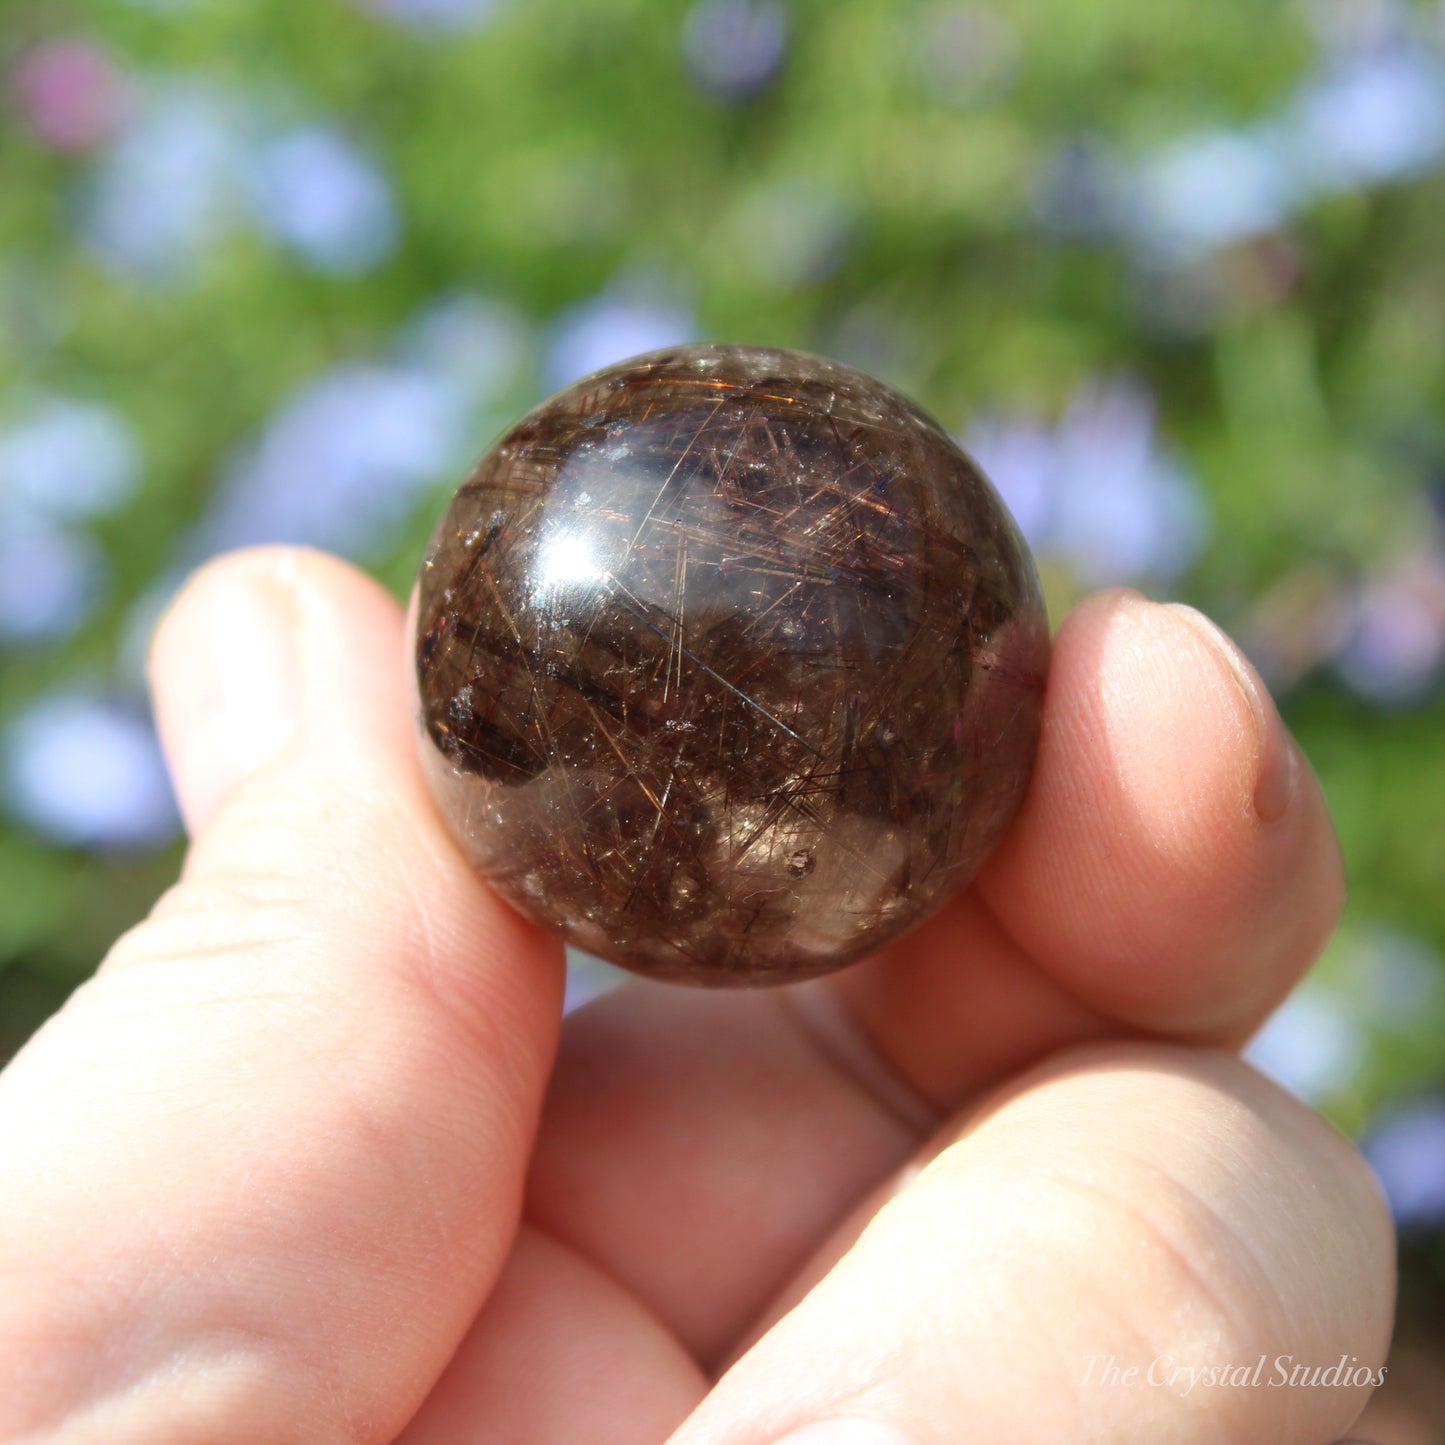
[10,41,130,153]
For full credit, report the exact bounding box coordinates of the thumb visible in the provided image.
[0,547,562,1445]
[150,547,303,837]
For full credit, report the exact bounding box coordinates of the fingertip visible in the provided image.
[149,546,423,838]
[149,548,308,835]
[1163,600,1297,824]
[979,591,1345,1037]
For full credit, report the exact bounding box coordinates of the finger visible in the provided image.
[834,588,1347,1105]
[980,590,1343,1034]
[395,1224,707,1444]
[668,1045,1395,1445]
[527,982,929,1364]
[0,547,564,1444]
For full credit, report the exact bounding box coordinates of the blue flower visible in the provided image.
[1130,128,1296,257]
[1243,986,1365,1104]
[246,126,399,275]
[545,292,697,392]
[198,364,469,560]
[0,395,140,520]
[1033,137,1128,241]
[960,416,1055,550]
[0,517,106,646]
[1364,1098,1445,1232]
[682,0,788,101]
[400,293,534,405]
[80,82,248,281]
[1046,382,1210,585]
[1287,44,1445,190]
[1333,551,1445,705]
[964,380,1209,588]
[2,692,178,851]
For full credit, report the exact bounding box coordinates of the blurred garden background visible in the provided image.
[2,0,1444,1434]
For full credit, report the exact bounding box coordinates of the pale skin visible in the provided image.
[0,546,1394,1444]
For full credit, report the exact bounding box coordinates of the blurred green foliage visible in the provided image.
[1,0,1443,1159]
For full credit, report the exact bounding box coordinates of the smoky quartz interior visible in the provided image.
[414,344,1049,985]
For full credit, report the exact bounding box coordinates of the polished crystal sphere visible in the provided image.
[414,344,1048,985]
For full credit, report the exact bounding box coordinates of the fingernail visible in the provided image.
[1165,603,1297,824]
[768,1422,916,1445]
[150,558,302,833]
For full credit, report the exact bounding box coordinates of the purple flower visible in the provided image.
[1287,44,1445,189]
[964,379,1209,588]
[0,516,105,645]
[400,293,533,404]
[1047,382,1210,585]
[960,417,1055,550]
[1364,1098,1445,1232]
[1244,987,1365,1104]
[0,396,140,520]
[80,82,248,280]
[1130,128,1296,257]
[546,292,696,392]
[1106,34,1445,283]
[199,364,469,560]
[2,692,178,851]
[10,40,131,153]
[1333,551,1445,705]
[81,78,404,280]
[247,126,399,275]
[1033,137,1128,241]
[682,0,788,101]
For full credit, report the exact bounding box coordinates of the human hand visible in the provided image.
[0,547,1393,1444]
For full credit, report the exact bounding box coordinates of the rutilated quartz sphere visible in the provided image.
[413,344,1049,986]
